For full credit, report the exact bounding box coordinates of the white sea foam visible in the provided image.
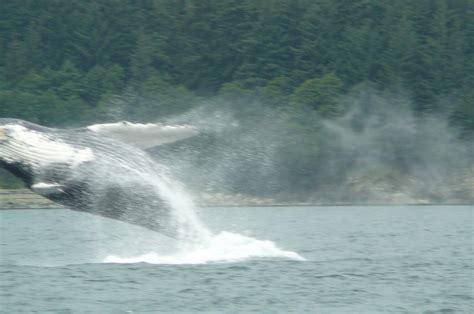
[103,231,306,264]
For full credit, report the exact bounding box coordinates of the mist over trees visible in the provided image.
[0,0,473,202]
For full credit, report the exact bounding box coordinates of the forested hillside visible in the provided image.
[0,0,473,202]
[1,0,472,127]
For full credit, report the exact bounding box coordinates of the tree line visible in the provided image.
[0,0,473,194]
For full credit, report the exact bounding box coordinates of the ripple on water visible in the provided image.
[0,205,472,313]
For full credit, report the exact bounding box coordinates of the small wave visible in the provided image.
[103,231,305,264]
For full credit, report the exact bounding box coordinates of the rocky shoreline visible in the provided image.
[0,188,472,209]
[0,189,62,209]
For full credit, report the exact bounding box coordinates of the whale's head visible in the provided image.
[0,119,50,184]
[0,119,53,162]
[0,119,43,157]
[0,119,94,173]
[0,118,48,138]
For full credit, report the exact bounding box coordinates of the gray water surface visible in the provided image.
[0,206,472,313]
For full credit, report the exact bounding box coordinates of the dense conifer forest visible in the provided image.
[0,0,473,202]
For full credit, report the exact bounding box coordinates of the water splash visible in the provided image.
[98,168,305,264]
[148,171,212,245]
[103,231,305,264]
[60,121,303,263]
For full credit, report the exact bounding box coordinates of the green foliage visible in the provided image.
[0,0,471,126]
[261,76,293,106]
[291,73,343,117]
[450,87,474,139]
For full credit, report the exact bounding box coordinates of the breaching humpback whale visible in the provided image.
[0,118,198,237]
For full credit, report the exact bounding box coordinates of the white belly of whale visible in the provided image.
[2,124,94,169]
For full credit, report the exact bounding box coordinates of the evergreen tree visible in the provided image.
[291,73,343,117]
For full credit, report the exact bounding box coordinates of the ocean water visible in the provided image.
[0,205,472,313]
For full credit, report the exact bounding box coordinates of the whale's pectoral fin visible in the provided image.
[31,182,65,197]
[85,121,198,149]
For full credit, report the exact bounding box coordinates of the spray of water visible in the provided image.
[142,87,473,205]
[104,231,305,264]
[101,172,305,264]
[96,83,474,264]
[101,171,305,264]
[79,131,305,264]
